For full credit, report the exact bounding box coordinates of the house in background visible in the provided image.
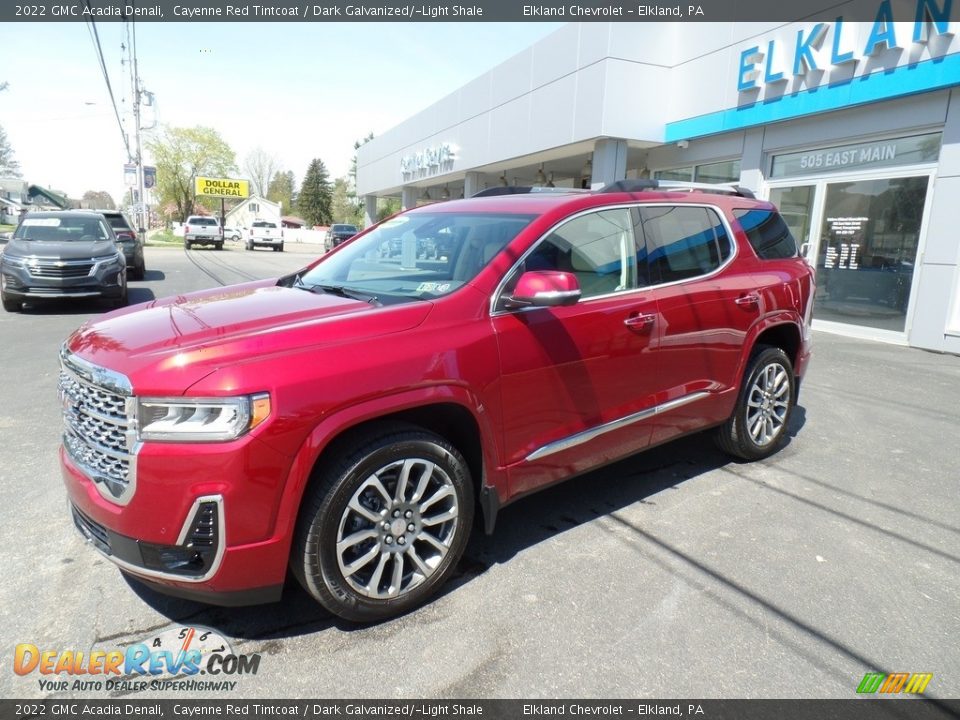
[27,184,70,210]
[224,195,281,230]
[281,215,305,229]
[1,178,72,222]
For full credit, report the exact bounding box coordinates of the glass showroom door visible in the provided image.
[813,175,932,333]
[769,185,817,257]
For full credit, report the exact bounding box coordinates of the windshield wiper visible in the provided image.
[306,283,381,306]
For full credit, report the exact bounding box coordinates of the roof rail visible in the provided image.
[598,179,755,199]
[471,186,589,198]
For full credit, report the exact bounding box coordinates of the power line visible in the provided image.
[84,6,130,161]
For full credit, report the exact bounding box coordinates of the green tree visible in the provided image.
[81,190,116,210]
[0,124,21,177]
[298,158,332,226]
[348,132,374,213]
[377,197,401,223]
[267,170,295,215]
[330,177,362,225]
[145,126,236,222]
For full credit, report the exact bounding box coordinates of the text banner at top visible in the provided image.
[2,0,952,22]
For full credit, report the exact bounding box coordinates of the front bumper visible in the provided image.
[61,432,295,602]
[1,259,125,299]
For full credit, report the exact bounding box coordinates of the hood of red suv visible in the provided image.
[65,280,432,394]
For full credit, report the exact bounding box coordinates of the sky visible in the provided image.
[0,21,564,203]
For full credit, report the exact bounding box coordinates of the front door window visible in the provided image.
[813,176,929,332]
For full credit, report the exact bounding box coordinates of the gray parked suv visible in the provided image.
[0,211,127,312]
[87,209,146,280]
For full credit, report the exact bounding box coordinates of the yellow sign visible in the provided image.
[195,177,249,199]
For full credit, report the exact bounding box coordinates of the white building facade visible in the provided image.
[356,9,960,352]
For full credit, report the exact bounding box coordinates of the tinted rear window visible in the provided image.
[252,221,277,228]
[734,209,798,260]
[105,216,131,230]
[189,218,218,226]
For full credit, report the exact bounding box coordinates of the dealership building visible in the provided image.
[355,11,960,352]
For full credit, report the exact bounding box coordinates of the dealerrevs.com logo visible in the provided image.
[14,626,261,693]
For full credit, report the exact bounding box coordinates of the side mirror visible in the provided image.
[504,270,581,309]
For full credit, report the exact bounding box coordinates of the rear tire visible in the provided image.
[716,345,795,461]
[185,240,192,250]
[216,242,223,251]
[132,259,146,281]
[292,425,474,622]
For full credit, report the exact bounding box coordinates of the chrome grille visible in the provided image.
[30,261,94,278]
[59,351,136,504]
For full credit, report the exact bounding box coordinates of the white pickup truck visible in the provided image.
[183,216,223,250]
[246,220,284,252]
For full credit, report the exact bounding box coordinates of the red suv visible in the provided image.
[59,181,814,621]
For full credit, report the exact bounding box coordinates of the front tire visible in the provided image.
[2,292,21,312]
[716,346,795,461]
[293,426,474,622]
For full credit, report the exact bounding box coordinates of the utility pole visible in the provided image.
[126,11,147,232]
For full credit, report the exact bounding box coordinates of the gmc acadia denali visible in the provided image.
[60,181,814,621]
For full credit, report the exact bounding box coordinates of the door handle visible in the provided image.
[624,313,655,329]
[734,293,760,308]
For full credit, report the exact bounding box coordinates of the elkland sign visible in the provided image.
[737,0,954,92]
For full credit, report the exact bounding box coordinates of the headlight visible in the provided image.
[91,252,124,268]
[137,393,271,442]
[1,255,26,268]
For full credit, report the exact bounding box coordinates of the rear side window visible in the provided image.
[639,206,728,284]
[734,208,798,259]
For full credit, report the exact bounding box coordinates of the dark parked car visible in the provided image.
[84,209,146,280]
[324,224,358,252]
[1,211,127,312]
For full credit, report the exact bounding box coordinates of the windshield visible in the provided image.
[333,225,356,232]
[294,211,535,301]
[14,216,112,242]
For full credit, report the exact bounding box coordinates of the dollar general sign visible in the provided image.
[195,177,249,199]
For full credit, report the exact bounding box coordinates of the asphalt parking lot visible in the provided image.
[1,243,958,700]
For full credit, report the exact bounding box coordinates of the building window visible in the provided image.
[695,159,741,183]
[249,202,259,213]
[654,160,741,184]
[654,167,693,182]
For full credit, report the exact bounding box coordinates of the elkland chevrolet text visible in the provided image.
[60,182,814,621]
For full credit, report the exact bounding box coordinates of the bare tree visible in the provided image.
[243,147,279,198]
